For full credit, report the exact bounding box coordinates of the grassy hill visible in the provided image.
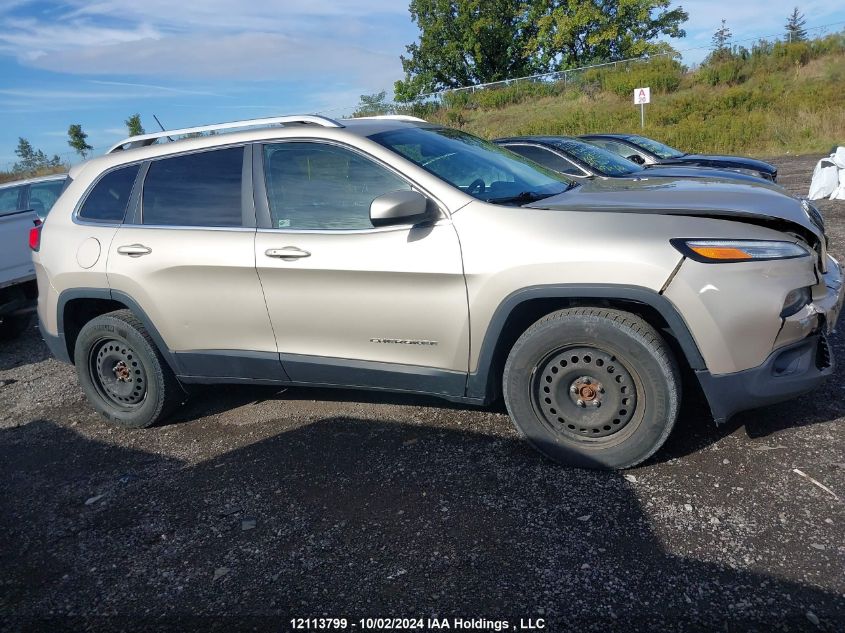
[422,35,845,157]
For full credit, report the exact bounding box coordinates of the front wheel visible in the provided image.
[74,310,183,428]
[503,307,680,469]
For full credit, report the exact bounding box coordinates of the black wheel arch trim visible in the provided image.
[466,284,706,401]
[56,288,180,375]
[56,285,706,413]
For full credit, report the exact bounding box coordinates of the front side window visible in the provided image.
[263,142,411,230]
[0,185,24,216]
[555,140,641,177]
[504,145,585,176]
[29,179,66,220]
[623,135,685,159]
[79,165,140,223]
[142,147,243,227]
[370,127,571,205]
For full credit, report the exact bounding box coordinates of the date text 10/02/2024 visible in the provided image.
[290,618,547,630]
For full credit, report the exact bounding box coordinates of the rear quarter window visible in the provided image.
[79,165,140,223]
[0,185,24,216]
[29,179,66,220]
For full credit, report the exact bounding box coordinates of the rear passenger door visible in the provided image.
[107,146,282,381]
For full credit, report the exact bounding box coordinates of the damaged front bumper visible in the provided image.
[697,255,843,423]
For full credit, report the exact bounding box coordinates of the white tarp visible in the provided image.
[809,146,845,200]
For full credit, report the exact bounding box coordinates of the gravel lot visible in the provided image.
[2,155,843,632]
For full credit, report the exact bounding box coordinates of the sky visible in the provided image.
[0,1,843,168]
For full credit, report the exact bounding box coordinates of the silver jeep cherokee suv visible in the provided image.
[32,115,843,469]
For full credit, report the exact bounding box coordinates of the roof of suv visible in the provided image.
[69,115,435,180]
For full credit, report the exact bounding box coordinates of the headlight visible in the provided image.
[671,239,811,263]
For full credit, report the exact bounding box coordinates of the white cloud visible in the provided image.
[20,32,401,88]
[0,1,410,88]
[88,80,222,96]
[60,0,409,31]
[0,17,161,60]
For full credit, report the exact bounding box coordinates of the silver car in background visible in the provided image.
[0,173,66,339]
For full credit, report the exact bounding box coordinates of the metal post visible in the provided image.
[640,103,645,128]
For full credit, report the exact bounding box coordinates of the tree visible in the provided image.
[394,0,541,101]
[394,0,688,100]
[524,0,688,71]
[353,91,394,117]
[784,7,807,42]
[13,137,62,175]
[67,124,93,158]
[125,113,145,136]
[711,19,732,53]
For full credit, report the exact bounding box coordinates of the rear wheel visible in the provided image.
[74,310,183,428]
[503,307,680,469]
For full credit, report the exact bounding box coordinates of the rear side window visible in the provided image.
[79,165,140,223]
[142,147,243,227]
[0,185,24,216]
[504,145,584,176]
[29,179,66,220]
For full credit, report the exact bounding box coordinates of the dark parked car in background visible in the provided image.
[495,136,772,184]
[579,134,778,182]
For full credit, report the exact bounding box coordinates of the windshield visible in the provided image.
[554,139,642,176]
[369,127,571,204]
[624,135,685,159]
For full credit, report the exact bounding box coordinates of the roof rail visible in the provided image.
[106,114,344,154]
[348,115,428,123]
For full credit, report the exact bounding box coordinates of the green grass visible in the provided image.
[422,35,845,157]
[0,164,66,185]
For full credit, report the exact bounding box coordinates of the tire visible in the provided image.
[74,309,183,429]
[0,313,32,341]
[503,307,680,469]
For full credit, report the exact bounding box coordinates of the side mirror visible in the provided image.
[370,190,435,227]
[628,154,646,165]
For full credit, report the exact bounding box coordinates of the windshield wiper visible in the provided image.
[487,184,577,206]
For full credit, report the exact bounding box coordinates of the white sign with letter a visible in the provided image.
[633,87,651,105]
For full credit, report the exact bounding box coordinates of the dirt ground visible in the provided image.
[1,155,843,632]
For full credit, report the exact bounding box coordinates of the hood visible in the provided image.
[526,176,818,237]
[635,165,770,184]
[659,154,777,175]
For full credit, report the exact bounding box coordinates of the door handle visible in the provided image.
[117,244,152,257]
[265,247,311,261]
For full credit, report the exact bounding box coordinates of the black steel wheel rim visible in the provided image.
[531,345,639,442]
[89,338,147,409]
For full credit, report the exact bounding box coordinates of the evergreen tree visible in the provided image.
[67,124,93,158]
[784,7,808,42]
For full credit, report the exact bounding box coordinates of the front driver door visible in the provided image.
[253,140,469,396]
